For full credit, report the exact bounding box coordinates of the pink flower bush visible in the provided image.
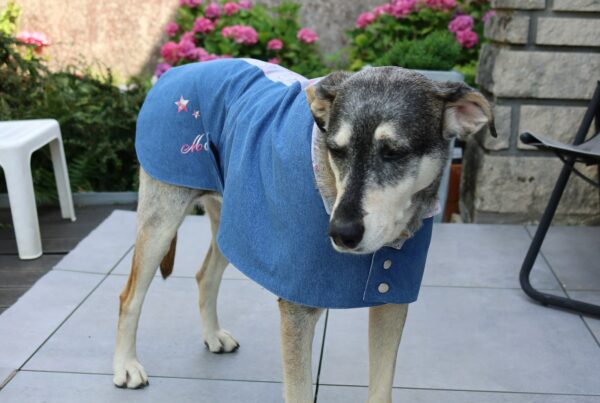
[297,28,318,44]
[165,22,179,37]
[180,0,202,7]
[356,11,376,28]
[448,15,473,33]
[193,17,215,33]
[221,24,259,45]
[239,0,252,9]
[423,0,456,10]
[373,4,392,16]
[160,41,179,64]
[268,57,280,64]
[16,31,50,50]
[204,2,221,18]
[223,2,240,15]
[390,0,416,17]
[455,29,478,48]
[267,38,283,50]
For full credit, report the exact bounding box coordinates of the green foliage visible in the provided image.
[374,30,460,70]
[0,1,19,36]
[0,32,147,203]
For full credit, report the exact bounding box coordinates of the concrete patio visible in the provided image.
[0,209,598,402]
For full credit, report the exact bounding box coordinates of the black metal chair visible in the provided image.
[519,81,600,318]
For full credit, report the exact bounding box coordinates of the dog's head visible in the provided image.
[307,67,495,254]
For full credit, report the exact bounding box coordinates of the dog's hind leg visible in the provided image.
[367,303,408,403]
[279,299,324,403]
[196,194,239,353]
[113,168,200,389]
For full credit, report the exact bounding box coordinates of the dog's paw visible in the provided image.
[204,329,240,353]
[113,358,149,389]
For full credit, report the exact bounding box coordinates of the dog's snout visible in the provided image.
[329,218,364,249]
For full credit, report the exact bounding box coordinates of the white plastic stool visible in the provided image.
[0,119,76,260]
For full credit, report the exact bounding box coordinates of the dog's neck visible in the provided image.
[312,126,440,243]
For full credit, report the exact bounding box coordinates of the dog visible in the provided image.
[113,58,495,403]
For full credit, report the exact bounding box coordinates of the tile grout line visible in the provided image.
[17,368,285,385]
[13,245,135,376]
[313,309,329,403]
[523,226,600,349]
[318,382,600,397]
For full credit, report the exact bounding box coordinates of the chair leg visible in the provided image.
[520,161,600,318]
[49,137,76,222]
[3,154,43,260]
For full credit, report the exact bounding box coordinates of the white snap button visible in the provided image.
[378,283,390,293]
[383,259,392,269]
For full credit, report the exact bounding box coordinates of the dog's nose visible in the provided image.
[329,218,364,249]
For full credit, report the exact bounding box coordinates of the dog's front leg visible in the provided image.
[279,299,323,403]
[367,304,408,403]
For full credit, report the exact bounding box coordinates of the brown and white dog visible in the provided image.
[113,66,494,403]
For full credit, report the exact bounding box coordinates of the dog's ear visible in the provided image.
[434,82,497,140]
[306,71,352,132]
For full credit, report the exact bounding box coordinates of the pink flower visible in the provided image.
[16,31,50,48]
[390,0,416,17]
[268,58,280,64]
[193,17,215,33]
[483,10,496,23]
[204,2,221,18]
[356,11,376,28]
[200,53,219,62]
[165,22,179,37]
[154,62,171,78]
[422,0,456,10]
[194,47,209,60]
[179,0,202,7]
[297,28,318,44]
[239,0,252,9]
[267,38,284,50]
[221,24,258,45]
[448,15,474,33]
[177,34,197,59]
[160,41,179,64]
[373,4,392,16]
[223,2,240,15]
[455,29,478,48]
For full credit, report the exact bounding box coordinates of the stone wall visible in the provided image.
[2,0,379,78]
[463,0,600,224]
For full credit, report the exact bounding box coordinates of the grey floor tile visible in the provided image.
[319,287,600,395]
[0,371,284,403]
[0,287,29,307]
[0,270,104,384]
[317,385,600,403]
[53,210,136,274]
[24,275,324,383]
[568,291,600,342]
[111,215,247,280]
[528,225,600,291]
[424,224,559,290]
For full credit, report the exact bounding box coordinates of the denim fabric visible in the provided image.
[136,58,434,308]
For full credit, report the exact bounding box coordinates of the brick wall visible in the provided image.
[462,0,600,224]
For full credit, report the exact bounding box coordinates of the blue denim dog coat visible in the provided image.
[136,58,434,308]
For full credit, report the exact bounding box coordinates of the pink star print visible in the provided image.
[175,96,189,113]
[192,110,200,119]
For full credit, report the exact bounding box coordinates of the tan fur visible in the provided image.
[279,299,324,403]
[306,86,332,130]
[159,234,177,279]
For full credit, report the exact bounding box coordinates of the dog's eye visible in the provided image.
[328,146,347,159]
[381,146,405,161]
